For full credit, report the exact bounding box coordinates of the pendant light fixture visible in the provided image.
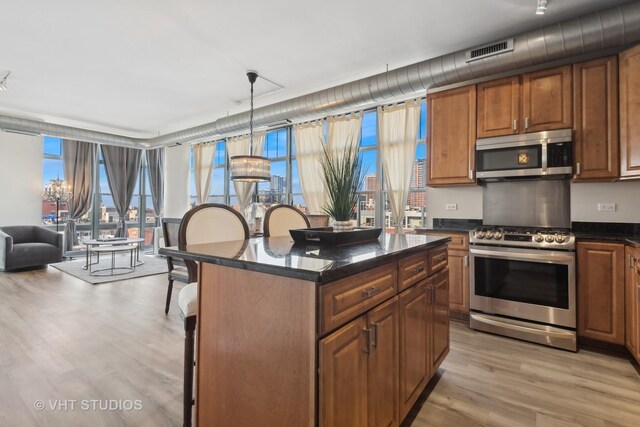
[230,71,271,182]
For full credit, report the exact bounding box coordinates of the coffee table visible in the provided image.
[82,237,145,270]
[89,244,137,276]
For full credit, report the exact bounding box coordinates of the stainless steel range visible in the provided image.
[469,226,577,351]
[470,133,577,351]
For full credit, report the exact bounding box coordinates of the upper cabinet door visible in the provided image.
[477,76,521,138]
[522,65,572,132]
[619,44,640,179]
[573,56,619,181]
[427,85,477,186]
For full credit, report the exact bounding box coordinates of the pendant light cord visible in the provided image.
[249,79,254,156]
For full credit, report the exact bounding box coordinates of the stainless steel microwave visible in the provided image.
[476,129,572,180]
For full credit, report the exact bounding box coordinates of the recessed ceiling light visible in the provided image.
[0,71,11,91]
[536,0,548,15]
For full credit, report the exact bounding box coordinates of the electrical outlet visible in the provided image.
[597,203,616,212]
[445,203,457,211]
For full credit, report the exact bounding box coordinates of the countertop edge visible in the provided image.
[159,237,451,283]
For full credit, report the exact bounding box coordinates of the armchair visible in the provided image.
[0,225,64,271]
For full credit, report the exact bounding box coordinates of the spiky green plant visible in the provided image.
[319,140,365,221]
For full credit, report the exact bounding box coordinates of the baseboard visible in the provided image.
[449,310,469,322]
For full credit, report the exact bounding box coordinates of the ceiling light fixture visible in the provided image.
[0,71,10,91]
[230,71,271,182]
[536,0,548,15]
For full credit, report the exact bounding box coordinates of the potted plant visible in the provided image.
[319,140,365,231]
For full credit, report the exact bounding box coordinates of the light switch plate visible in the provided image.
[597,203,616,212]
[445,203,457,211]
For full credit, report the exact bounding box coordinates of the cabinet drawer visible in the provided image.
[429,246,448,273]
[320,263,397,334]
[398,252,429,292]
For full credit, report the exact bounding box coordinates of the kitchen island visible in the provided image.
[161,233,450,427]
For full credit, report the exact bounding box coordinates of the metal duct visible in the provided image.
[2,0,640,149]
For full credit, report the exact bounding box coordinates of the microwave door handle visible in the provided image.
[541,140,548,173]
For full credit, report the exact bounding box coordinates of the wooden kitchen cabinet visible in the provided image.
[319,315,369,427]
[319,297,400,427]
[635,247,640,363]
[624,246,638,359]
[430,268,450,372]
[577,242,625,345]
[619,44,640,179]
[427,85,476,186]
[573,56,619,181]
[398,281,430,419]
[522,65,572,132]
[477,76,521,138]
[398,269,450,420]
[415,230,470,319]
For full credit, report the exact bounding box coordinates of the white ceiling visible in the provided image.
[0,0,631,138]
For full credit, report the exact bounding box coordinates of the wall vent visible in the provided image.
[466,39,514,63]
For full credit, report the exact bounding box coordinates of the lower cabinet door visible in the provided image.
[398,281,430,419]
[430,268,450,372]
[319,316,369,427]
[448,249,469,315]
[367,297,399,427]
[625,246,637,357]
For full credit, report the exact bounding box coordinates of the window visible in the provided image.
[42,137,68,230]
[257,129,288,206]
[183,98,428,230]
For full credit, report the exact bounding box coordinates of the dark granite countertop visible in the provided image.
[160,233,450,283]
[572,222,640,246]
[415,218,482,234]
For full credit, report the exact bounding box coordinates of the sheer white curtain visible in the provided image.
[193,142,217,205]
[227,131,266,212]
[327,112,363,154]
[293,121,326,214]
[378,100,421,232]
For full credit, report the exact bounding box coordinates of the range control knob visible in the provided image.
[534,233,544,243]
[493,231,503,240]
[544,234,554,243]
[474,231,485,239]
[555,234,566,244]
[485,231,494,239]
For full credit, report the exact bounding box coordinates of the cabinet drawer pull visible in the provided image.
[363,327,372,355]
[361,286,381,298]
[525,117,529,129]
[464,255,469,267]
[371,322,379,349]
[468,169,474,180]
[576,162,581,175]
[412,266,425,275]
[513,119,517,132]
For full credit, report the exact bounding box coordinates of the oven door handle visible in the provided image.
[470,247,575,263]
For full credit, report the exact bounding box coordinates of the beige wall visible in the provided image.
[0,131,43,226]
[426,180,640,226]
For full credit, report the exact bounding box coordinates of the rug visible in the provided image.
[51,253,168,284]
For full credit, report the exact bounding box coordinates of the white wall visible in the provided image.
[425,186,483,227]
[163,144,191,218]
[0,131,43,226]
[425,180,640,226]
[571,181,640,223]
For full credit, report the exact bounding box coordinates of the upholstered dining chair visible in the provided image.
[177,203,250,427]
[161,218,194,314]
[263,204,311,237]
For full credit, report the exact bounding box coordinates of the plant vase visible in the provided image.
[332,220,353,232]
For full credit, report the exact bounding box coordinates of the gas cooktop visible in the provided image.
[469,226,575,250]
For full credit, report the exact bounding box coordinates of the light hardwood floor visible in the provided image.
[1,267,639,426]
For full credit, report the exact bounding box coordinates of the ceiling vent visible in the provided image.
[466,39,514,63]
